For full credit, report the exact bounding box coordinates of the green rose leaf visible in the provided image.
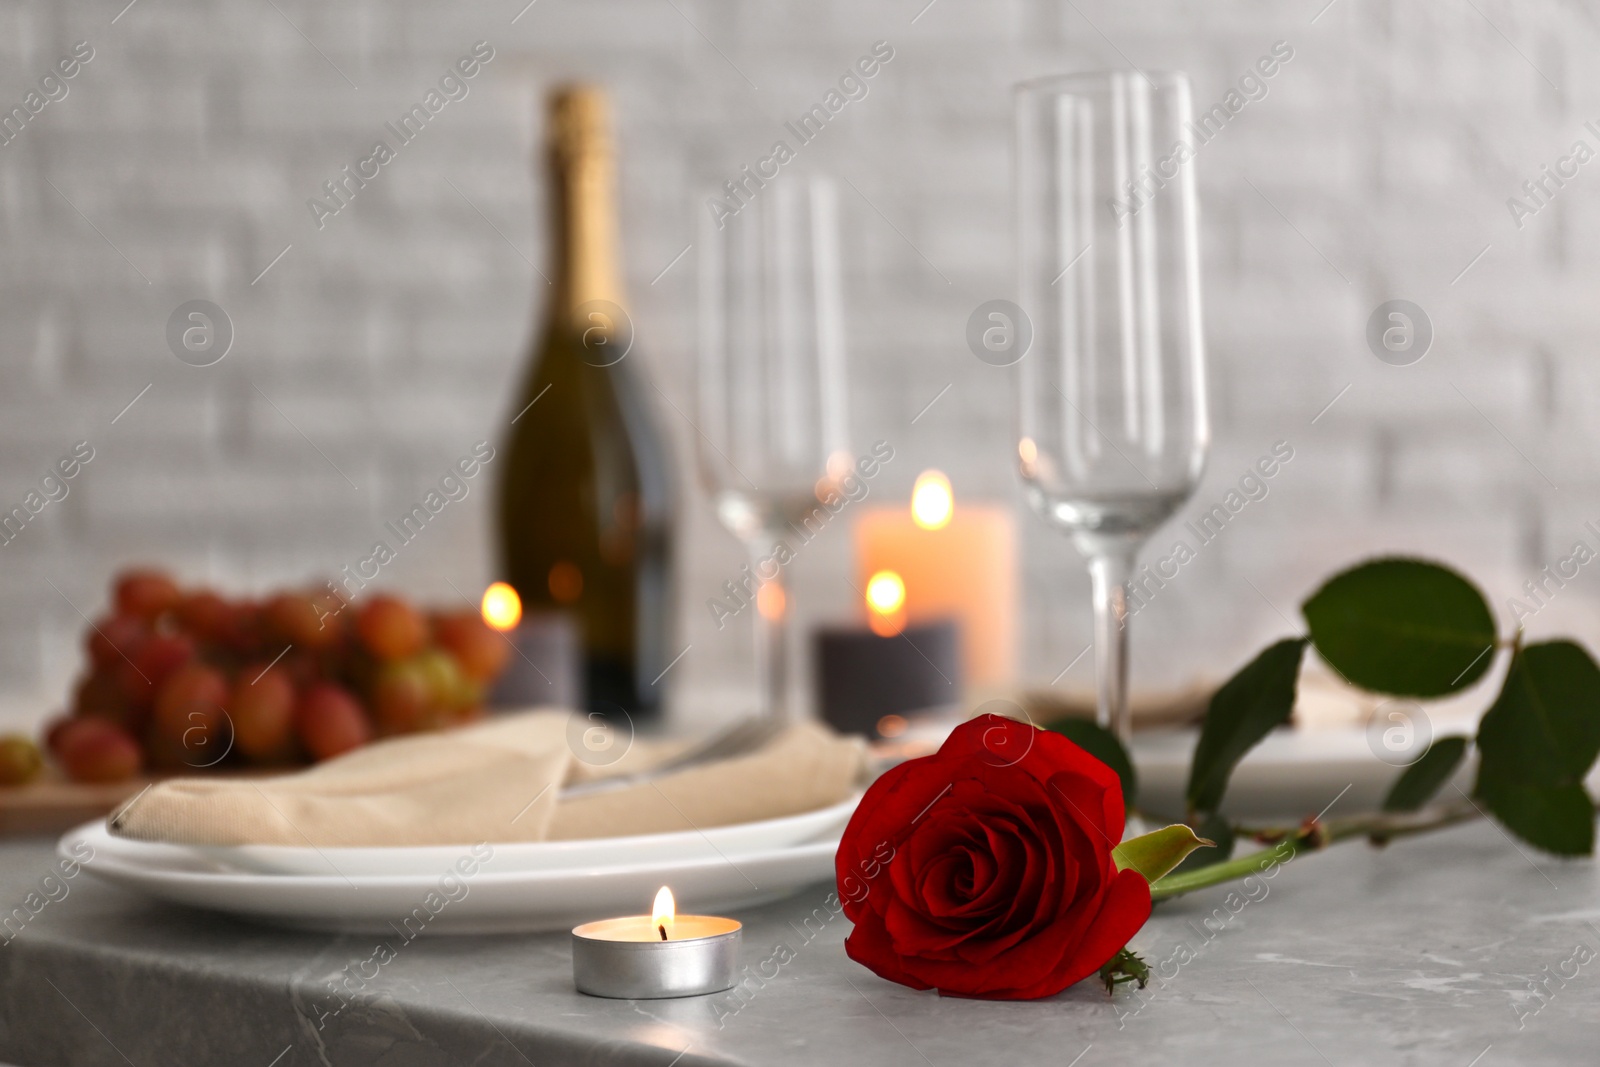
[1474,776,1594,857]
[1302,558,1496,697]
[1382,736,1469,813]
[1186,638,1307,815]
[1047,718,1137,806]
[1113,823,1215,884]
[1474,640,1600,856]
[1476,641,1600,785]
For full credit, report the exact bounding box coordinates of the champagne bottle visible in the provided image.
[497,85,676,719]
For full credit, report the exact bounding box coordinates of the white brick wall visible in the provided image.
[0,0,1595,726]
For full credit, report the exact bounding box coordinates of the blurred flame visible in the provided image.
[1018,437,1038,477]
[866,570,906,636]
[756,582,787,621]
[481,582,522,632]
[813,451,857,501]
[877,714,908,738]
[652,885,675,939]
[911,470,953,531]
[866,571,906,615]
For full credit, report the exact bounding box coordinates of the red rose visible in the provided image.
[835,713,1151,999]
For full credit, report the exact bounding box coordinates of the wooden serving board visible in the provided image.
[0,766,288,838]
[0,772,158,838]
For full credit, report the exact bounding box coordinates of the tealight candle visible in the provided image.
[571,887,741,999]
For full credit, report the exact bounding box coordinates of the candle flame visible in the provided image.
[481,582,522,632]
[866,571,906,615]
[652,885,675,940]
[911,470,953,531]
[866,570,907,637]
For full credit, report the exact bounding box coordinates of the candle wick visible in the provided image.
[658,924,668,941]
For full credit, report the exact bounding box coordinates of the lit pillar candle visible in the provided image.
[854,471,1017,687]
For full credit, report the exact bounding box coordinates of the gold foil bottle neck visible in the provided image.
[544,83,622,325]
[549,84,611,160]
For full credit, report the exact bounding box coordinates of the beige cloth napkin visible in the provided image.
[109,710,868,847]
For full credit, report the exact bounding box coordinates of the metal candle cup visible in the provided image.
[571,914,742,999]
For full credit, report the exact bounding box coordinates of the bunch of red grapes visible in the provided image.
[47,569,511,783]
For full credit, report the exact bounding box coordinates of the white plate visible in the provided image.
[62,819,842,935]
[181,793,861,877]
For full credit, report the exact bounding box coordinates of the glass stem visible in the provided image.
[1087,546,1138,743]
[749,542,789,721]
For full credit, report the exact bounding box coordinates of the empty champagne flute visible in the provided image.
[697,174,850,719]
[1013,72,1210,741]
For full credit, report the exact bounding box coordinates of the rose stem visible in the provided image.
[1147,801,1481,902]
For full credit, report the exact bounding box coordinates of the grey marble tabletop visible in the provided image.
[1,821,1596,1067]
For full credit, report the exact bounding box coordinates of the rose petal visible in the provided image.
[902,865,1151,999]
[892,817,975,918]
[969,774,1078,935]
[838,755,972,920]
[1038,867,1153,994]
[884,894,969,957]
[958,821,1060,963]
[918,853,972,915]
[843,906,935,990]
[938,715,1122,807]
[1047,768,1124,858]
